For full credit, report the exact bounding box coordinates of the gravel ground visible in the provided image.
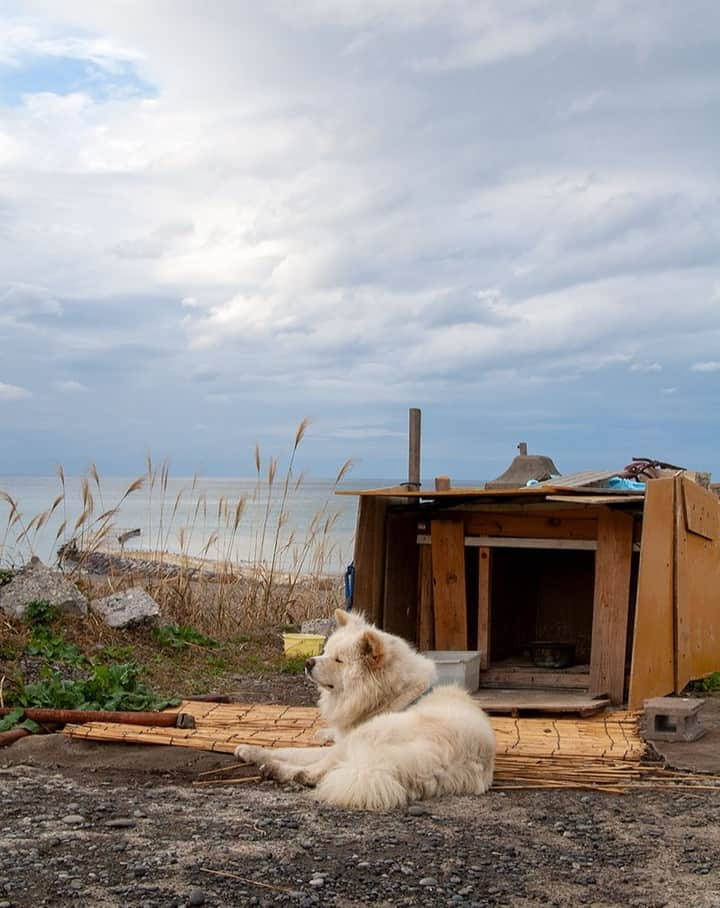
[3,685,720,908]
[3,738,720,908]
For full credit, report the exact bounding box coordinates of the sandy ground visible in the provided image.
[2,689,720,908]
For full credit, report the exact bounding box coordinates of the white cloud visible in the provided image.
[691,361,720,372]
[53,379,87,393]
[1,2,720,474]
[0,382,32,400]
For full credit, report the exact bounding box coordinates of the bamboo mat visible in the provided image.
[63,703,720,792]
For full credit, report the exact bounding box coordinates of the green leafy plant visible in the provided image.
[24,599,58,626]
[153,623,218,650]
[25,626,85,664]
[279,655,308,675]
[95,644,134,663]
[690,672,720,693]
[0,707,39,734]
[0,568,13,587]
[16,662,180,712]
[21,599,86,665]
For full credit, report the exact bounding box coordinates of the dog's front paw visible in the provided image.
[234,744,263,764]
[313,727,335,744]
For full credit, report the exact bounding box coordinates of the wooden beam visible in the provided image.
[417,543,434,651]
[383,512,420,640]
[627,478,676,708]
[465,513,598,540]
[352,496,388,625]
[477,546,491,669]
[419,535,599,551]
[431,519,467,649]
[589,509,635,704]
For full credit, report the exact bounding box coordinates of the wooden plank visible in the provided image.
[431,519,467,649]
[540,470,623,488]
[465,513,598,540]
[472,689,610,716]
[419,535,598,551]
[337,486,564,498]
[589,509,635,704]
[477,546,491,669]
[546,495,645,505]
[383,512,420,640]
[628,478,676,709]
[683,476,719,541]
[352,496,388,625]
[417,544,434,651]
[675,477,720,691]
[479,669,590,690]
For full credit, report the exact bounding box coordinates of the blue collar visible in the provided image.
[403,686,435,710]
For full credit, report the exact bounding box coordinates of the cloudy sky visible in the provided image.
[1,1,719,481]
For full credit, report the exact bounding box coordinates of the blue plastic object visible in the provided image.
[344,563,355,610]
[607,476,646,491]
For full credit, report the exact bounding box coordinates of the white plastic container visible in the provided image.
[424,651,481,692]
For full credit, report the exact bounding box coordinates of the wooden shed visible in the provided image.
[340,474,720,712]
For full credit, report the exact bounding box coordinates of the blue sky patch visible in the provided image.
[0,55,155,106]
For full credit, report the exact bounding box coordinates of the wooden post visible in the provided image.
[352,496,388,625]
[434,476,451,491]
[589,509,634,704]
[417,544,434,651]
[407,407,421,490]
[477,547,492,669]
[518,441,528,456]
[431,519,468,649]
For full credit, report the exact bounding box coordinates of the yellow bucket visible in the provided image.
[282,633,325,658]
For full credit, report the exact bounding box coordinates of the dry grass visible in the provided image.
[0,420,353,638]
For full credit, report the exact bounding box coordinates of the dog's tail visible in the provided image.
[313,762,408,811]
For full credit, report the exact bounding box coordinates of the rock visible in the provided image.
[105,818,136,829]
[419,878,438,887]
[188,890,206,906]
[61,814,85,825]
[90,586,160,629]
[300,617,336,637]
[0,558,88,619]
[309,878,325,888]
[407,805,429,817]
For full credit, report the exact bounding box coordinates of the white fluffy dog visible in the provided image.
[234,609,496,810]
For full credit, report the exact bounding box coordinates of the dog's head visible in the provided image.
[304,609,385,695]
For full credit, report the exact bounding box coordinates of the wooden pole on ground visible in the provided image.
[0,707,195,729]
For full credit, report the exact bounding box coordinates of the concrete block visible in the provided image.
[642,696,706,742]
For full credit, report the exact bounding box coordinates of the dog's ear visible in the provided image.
[360,628,385,665]
[334,608,350,627]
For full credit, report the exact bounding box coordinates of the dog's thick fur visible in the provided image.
[234,609,496,810]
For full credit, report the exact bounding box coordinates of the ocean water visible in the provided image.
[0,474,388,575]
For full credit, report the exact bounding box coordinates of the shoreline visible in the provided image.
[62,545,346,582]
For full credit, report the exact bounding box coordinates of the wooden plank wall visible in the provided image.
[477,546,491,668]
[589,509,635,704]
[431,518,468,649]
[675,477,720,691]
[383,512,420,639]
[417,544,434,650]
[627,478,676,708]
[352,496,388,625]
